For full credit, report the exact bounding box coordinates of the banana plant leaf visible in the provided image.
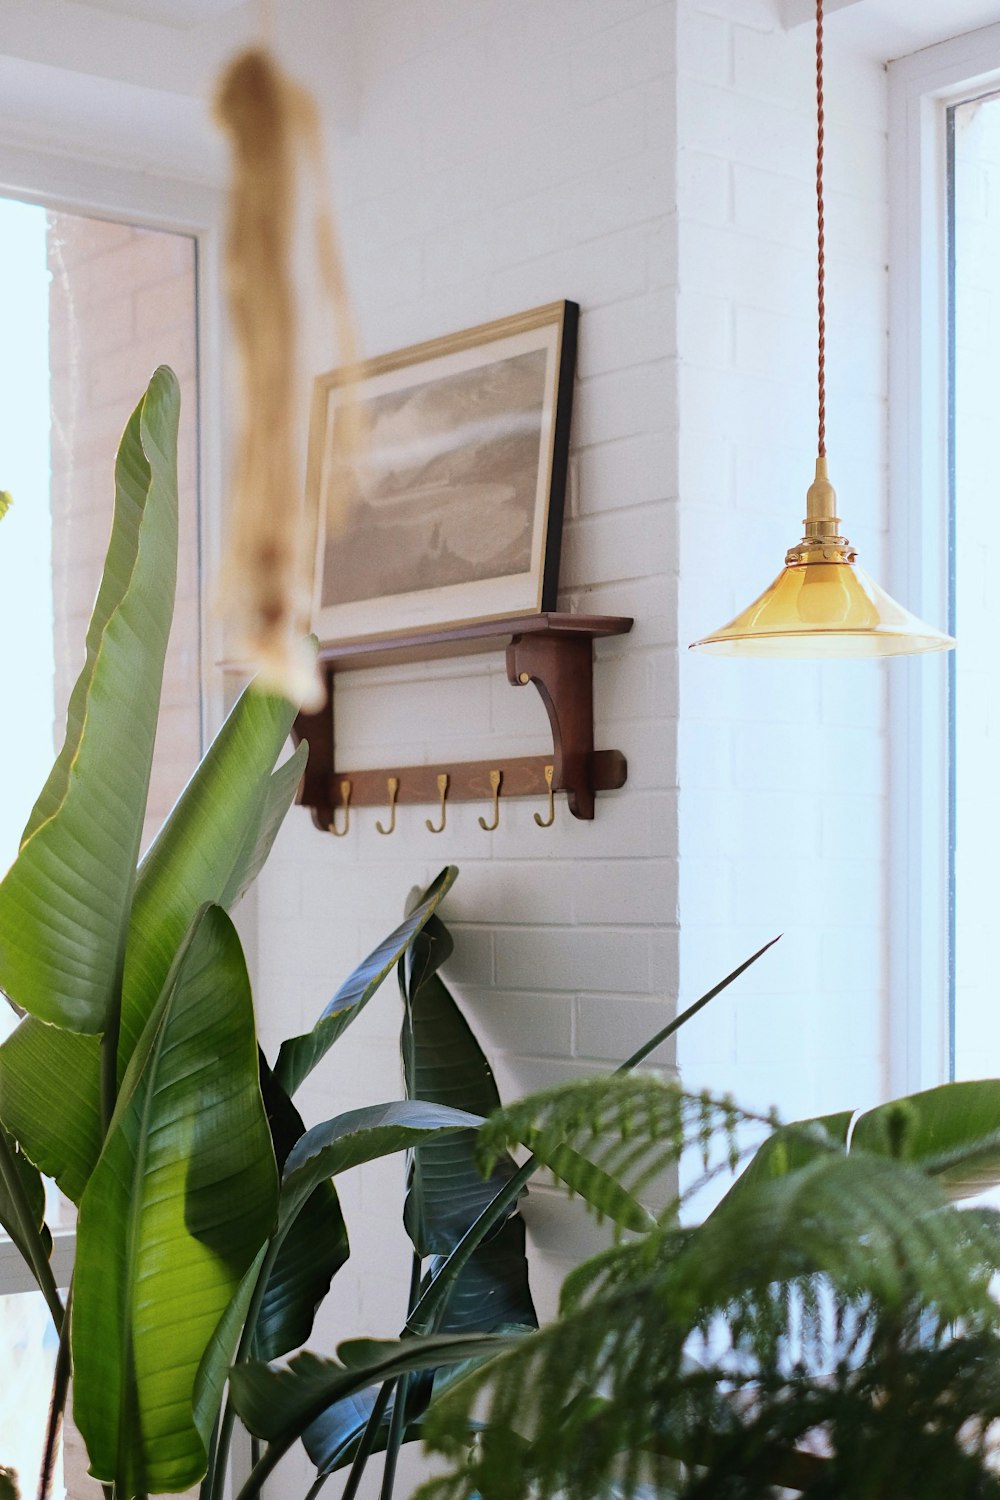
[274,866,458,1097]
[0,691,304,1204]
[304,912,537,1476]
[72,905,278,1495]
[230,1334,519,1445]
[0,367,179,1032]
[0,1123,52,1267]
[251,1050,349,1363]
[277,1101,484,1240]
[193,1244,268,1447]
[728,1080,1000,1207]
[400,922,524,1257]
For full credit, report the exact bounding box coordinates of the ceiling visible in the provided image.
[79,0,247,27]
[786,0,1000,59]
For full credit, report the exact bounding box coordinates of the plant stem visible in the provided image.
[36,1287,72,1500]
[209,1241,281,1500]
[376,1253,421,1500]
[339,1382,394,1500]
[0,1127,63,1332]
[378,1373,408,1500]
[303,1471,330,1500]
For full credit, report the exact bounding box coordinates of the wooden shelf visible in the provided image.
[293,611,634,829]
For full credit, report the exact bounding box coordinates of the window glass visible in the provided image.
[950,94,1000,1078]
[0,195,199,1496]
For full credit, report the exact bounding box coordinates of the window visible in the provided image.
[0,194,201,1496]
[888,22,1000,1095]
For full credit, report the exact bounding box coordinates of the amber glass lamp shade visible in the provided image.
[689,460,954,659]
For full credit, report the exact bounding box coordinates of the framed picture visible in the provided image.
[308,300,578,645]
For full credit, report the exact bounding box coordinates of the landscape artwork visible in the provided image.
[310,302,577,644]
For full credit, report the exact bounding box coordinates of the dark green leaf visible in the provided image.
[401,964,520,1257]
[230,1334,519,1444]
[252,1050,349,1363]
[278,1101,483,1236]
[275,866,458,1096]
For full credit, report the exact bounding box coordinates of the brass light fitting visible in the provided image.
[690,0,953,660]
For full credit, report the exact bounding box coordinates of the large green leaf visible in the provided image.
[0,367,179,1032]
[728,1080,1000,1208]
[118,699,304,1071]
[72,906,278,1495]
[230,1334,519,1445]
[275,866,458,1096]
[0,692,303,1204]
[251,1050,349,1363]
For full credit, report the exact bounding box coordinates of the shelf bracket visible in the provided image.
[290,612,632,828]
[508,632,598,819]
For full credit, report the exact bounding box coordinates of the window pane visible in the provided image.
[951,95,1000,1078]
[0,200,200,1493]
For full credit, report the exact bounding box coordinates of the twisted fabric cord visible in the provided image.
[816,0,826,457]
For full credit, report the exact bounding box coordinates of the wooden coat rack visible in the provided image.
[293,612,633,831]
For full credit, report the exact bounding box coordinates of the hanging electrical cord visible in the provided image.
[816,0,826,459]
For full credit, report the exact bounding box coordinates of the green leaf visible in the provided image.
[278,1101,483,1238]
[0,491,11,522]
[0,1123,52,1267]
[0,688,302,1204]
[422,1218,535,1337]
[400,951,521,1257]
[252,1051,349,1362]
[120,695,303,1074]
[730,1081,1000,1207]
[230,1334,519,1445]
[511,1136,654,1235]
[850,1081,1000,1200]
[193,1244,268,1447]
[0,367,180,1031]
[275,866,458,1096]
[71,905,278,1495]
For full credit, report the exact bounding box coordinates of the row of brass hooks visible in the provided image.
[328,766,556,836]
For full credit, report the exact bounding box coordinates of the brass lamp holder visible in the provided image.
[784,458,857,567]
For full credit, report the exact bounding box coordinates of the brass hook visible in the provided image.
[533,764,556,828]
[328,779,351,837]
[425,773,449,833]
[478,769,502,831]
[376,776,400,835]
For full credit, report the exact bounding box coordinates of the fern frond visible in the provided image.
[476,1075,779,1220]
[417,1149,1000,1500]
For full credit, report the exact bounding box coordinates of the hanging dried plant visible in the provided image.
[213,46,361,709]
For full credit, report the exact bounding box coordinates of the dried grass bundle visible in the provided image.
[214,46,359,709]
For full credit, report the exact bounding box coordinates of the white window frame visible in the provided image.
[888,23,1000,1096]
[0,141,224,1294]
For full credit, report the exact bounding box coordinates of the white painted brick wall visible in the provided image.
[248,1,894,1491]
[253,2,681,1491]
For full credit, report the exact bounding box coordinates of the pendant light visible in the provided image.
[690,0,953,659]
